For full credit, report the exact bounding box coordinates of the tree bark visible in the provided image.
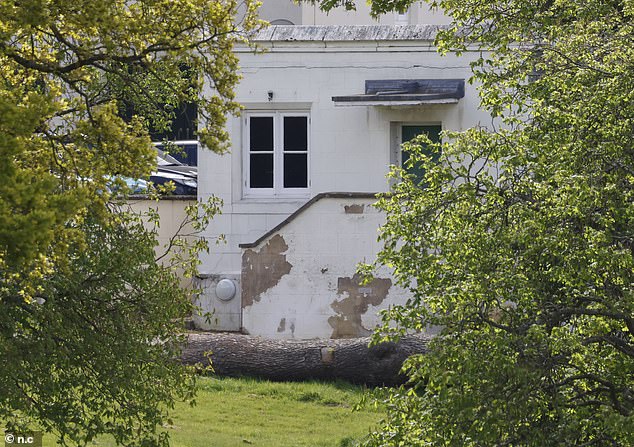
[181,332,431,386]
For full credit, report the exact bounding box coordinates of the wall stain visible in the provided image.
[277,318,286,333]
[241,234,292,307]
[344,204,365,214]
[328,273,392,338]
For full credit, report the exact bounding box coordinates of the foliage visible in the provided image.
[2,197,223,447]
[2,209,192,445]
[0,0,260,283]
[316,0,634,445]
[0,0,259,445]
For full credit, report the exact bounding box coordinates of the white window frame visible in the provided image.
[243,111,310,199]
[394,9,409,26]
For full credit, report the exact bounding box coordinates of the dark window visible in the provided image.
[283,116,308,150]
[401,125,441,184]
[283,116,308,188]
[284,154,308,188]
[248,116,275,189]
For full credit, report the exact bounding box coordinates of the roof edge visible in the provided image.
[251,24,448,43]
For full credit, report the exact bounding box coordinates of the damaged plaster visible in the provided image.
[328,273,392,338]
[241,234,292,307]
[344,204,365,214]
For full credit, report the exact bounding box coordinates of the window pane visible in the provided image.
[250,117,274,151]
[402,125,441,146]
[284,154,308,188]
[250,154,273,188]
[283,116,308,151]
[401,125,441,184]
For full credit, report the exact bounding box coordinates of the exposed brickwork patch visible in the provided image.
[344,204,365,214]
[328,273,392,338]
[241,234,292,307]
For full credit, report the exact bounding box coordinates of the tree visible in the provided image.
[313,0,634,445]
[181,332,431,386]
[0,1,259,445]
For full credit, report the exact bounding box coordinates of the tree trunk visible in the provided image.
[181,332,431,386]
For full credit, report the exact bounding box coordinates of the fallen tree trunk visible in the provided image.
[181,332,431,386]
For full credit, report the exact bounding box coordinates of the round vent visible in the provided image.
[215,279,237,301]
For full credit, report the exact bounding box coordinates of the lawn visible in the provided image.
[40,377,384,447]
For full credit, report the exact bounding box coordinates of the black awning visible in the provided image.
[332,79,465,106]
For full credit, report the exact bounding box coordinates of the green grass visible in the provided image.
[41,377,384,447]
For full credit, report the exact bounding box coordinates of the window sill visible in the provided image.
[232,198,309,214]
[241,189,310,202]
[241,194,310,201]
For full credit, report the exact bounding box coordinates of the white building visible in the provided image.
[194,1,489,339]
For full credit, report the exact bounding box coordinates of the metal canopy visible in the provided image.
[332,79,465,106]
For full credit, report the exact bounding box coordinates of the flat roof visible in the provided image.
[333,79,465,106]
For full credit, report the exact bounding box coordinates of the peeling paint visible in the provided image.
[344,204,365,214]
[328,273,392,338]
[241,234,293,307]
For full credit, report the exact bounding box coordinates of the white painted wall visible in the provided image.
[126,197,197,287]
[193,273,242,331]
[240,195,410,339]
[196,27,489,337]
[255,0,451,26]
[258,0,302,25]
[302,2,451,26]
